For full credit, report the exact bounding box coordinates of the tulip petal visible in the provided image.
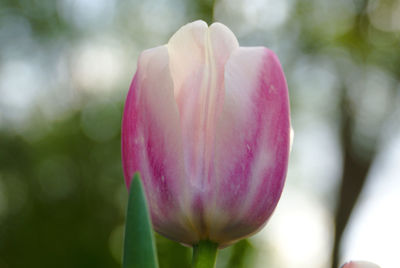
[121,46,197,244]
[209,47,290,244]
[166,21,239,236]
[167,21,239,187]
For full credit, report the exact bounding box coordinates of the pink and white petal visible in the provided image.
[167,21,210,188]
[166,21,240,237]
[208,22,239,82]
[167,20,208,98]
[210,47,290,245]
[121,46,197,244]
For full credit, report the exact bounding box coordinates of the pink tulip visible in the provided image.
[121,20,290,247]
[341,261,380,268]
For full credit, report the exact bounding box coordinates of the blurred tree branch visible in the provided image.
[332,86,377,268]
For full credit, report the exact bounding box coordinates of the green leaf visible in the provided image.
[123,172,159,268]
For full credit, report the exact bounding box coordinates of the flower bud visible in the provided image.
[121,20,290,247]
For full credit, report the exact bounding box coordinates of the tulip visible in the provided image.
[121,20,290,247]
[341,261,380,268]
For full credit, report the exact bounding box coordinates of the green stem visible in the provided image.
[192,240,218,268]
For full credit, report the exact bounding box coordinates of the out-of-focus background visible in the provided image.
[0,0,399,267]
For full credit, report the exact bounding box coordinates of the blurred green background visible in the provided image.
[0,0,399,267]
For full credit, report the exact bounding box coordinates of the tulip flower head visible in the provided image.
[122,20,290,247]
[341,261,380,268]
